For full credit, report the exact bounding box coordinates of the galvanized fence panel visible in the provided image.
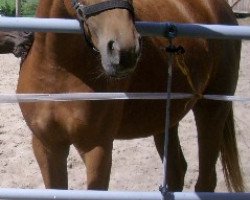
[0,16,250,200]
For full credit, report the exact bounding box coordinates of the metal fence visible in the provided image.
[0,188,250,200]
[1,16,250,200]
[1,17,250,39]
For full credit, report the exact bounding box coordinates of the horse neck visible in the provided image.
[34,0,94,70]
[36,0,71,18]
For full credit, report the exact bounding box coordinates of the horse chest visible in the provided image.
[20,100,124,144]
[20,101,90,142]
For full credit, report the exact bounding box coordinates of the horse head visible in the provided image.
[66,0,141,78]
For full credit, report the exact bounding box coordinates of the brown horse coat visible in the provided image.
[17,0,243,192]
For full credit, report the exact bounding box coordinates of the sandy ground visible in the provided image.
[0,18,250,192]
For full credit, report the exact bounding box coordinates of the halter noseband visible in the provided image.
[71,0,135,52]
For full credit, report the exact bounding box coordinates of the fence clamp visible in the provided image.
[159,185,174,200]
[165,23,178,39]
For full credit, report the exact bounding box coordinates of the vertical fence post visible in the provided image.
[15,0,21,17]
[160,24,178,200]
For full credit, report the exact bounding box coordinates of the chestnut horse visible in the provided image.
[17,0,243,192]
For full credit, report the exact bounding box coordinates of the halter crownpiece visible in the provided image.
[72,0,134,20]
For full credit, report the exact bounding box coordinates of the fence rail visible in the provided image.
[0,93,250,103]
[0,188,250,200]
[1,17,250,39]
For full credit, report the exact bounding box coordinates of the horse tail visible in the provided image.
[220,106,245,192]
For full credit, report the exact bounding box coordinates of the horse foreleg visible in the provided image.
[193,100,230,192]
[32,135,70,189]
[75,141,113,190]
[154,125,187,191]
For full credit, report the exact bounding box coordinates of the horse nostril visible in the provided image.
[108,40,115,53]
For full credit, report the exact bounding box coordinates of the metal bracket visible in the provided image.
[165,23,178,39]
[159,185,175,200]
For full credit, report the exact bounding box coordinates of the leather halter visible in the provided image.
[71,0,135,52]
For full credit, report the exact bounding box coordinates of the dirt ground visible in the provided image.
[0,18,250,192]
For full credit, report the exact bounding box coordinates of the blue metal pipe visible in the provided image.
[1,17,250,39]
[0,189,250,200]
[0,17,82,33]
[136,21,250,39]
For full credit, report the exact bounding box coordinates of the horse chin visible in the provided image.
[102,63,135,79]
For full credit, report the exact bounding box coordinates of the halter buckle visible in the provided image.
[76,4,86,21]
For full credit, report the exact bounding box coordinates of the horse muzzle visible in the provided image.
[102,37,141,78]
